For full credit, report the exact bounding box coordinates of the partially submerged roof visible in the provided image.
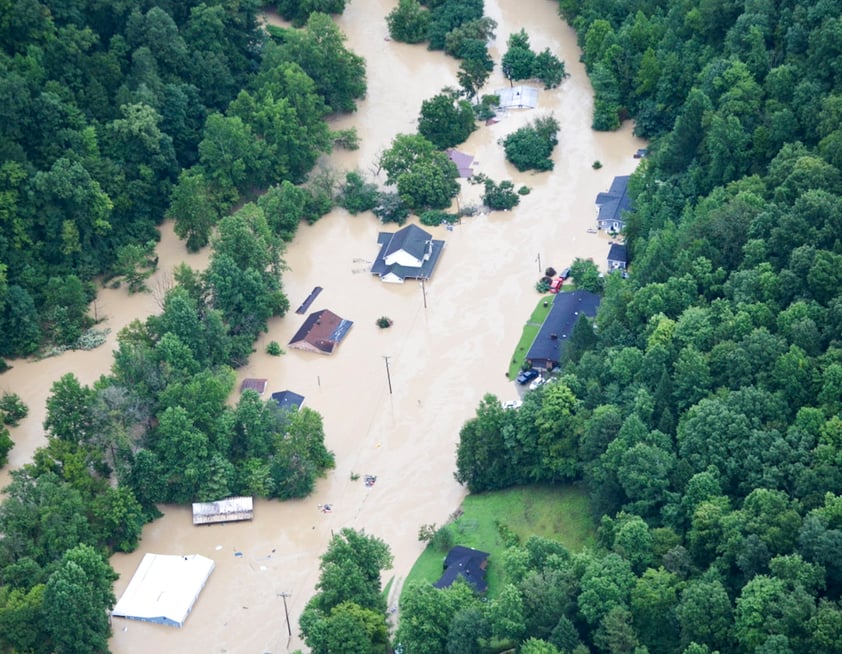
[434,546,490,593]
[447,149,475,178]
[288,309,353,354]
[271,390,305,412]
[526,290,601,369]
[192,496,254,525]
[240,378,268,394]
[596,175,632,227]
[496,85,539,109]
[370,224,445,283]
[112,553,215,628]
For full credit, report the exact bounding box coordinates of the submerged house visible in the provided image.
[526,290,601,371]
[434,546,490,593]
[288,309,353,354]
[192,496,254,525]
[112,553,215,628]
[370,224,445,284]
[271,390,305,412]
[595,175,633,233]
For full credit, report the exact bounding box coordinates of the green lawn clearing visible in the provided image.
[507,296,552,378]
[404,485,597,597]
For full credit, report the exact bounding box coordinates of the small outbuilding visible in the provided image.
[112,553,215,628]
[526,290,601,371]
[271,390,305,412]
[240,378,268,395]
[434,546,490,593]
[447,149,475,178]
[607,243,628,271]
[370,224,445,284]
[192,496,254,525]
[289,309,353,354]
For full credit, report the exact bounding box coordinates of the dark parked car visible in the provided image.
[516,368,539,385]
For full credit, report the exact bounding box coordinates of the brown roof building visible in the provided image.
[288,309,353,355]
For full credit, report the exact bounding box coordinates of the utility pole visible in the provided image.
[383,356,393,394]
[536,252,542,273]
[278,592,292,639]
[420,277,427,309]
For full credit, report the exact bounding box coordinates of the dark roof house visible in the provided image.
[595,175,633,232]
[607,243,628,270]
[270,390,305,412]
[288,309,353,354]
[434,546,490,593]
[526,290,601,371]
[370,223,445,284]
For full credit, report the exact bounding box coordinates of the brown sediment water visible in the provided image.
[1,0,645,652]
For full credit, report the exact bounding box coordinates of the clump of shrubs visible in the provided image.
[266,341,285,356]
[376,316,394,328]
[0,392,28,426]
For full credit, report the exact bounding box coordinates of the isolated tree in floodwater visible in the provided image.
[378,134,460,211]
[418,89,477,149]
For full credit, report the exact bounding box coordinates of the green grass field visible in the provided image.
[507,296,552,378]
[404,485,597,596]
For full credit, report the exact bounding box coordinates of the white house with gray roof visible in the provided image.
[370,223,445,283]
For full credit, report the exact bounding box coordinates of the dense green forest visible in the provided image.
[426,0,842,653]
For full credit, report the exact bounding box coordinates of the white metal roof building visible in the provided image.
[112,553,215,627]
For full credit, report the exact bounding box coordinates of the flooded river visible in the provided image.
[1,0,645,651]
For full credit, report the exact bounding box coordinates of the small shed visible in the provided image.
[447,149,475,178]
[192,496,254,525]
[112,553,215,628]
[240,378,268,394]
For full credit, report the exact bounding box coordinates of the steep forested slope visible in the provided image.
[439,1,842,653]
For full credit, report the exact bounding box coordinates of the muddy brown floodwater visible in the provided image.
[1,0,645,651]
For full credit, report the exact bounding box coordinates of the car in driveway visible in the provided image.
[529,376,546,391]
[516,368,539,385]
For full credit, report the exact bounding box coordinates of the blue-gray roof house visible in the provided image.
[596,175,633,233]
[434,546,490,593]
[271,390,305,412]
[526,290,601,370]
[370,224,445,284]
[607,243,628,270]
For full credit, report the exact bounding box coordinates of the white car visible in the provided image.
[501,400,523,410]
[529,377,546,391]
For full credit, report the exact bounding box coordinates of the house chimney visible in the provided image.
[550,333,558,340]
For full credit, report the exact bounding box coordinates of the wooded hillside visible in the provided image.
[442,1,842,653]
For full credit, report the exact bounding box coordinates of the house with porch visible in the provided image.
[595,175,633,233]
[607,243,628,271]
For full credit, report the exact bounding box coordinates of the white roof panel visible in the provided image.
[112,553,215,627]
